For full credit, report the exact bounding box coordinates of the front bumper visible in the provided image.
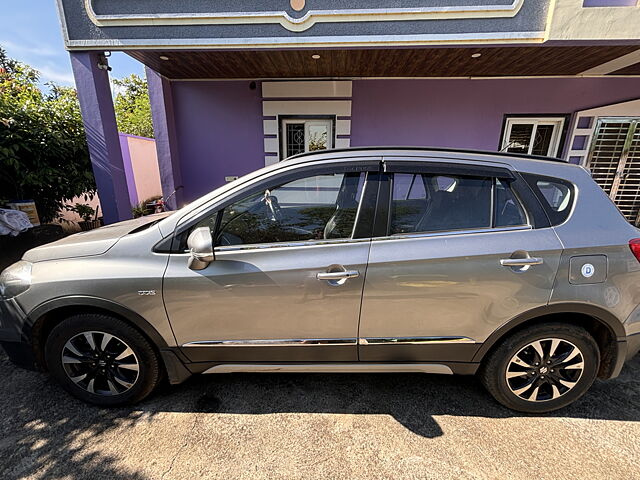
[0,297,37,370]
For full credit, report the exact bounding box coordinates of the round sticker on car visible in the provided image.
[581,263,595,278]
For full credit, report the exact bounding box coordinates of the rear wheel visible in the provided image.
[45,314,161,406]
[480,323,600,413]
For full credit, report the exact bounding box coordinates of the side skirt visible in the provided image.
[202,363,455,374]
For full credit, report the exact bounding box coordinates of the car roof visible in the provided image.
[284,146,573,169]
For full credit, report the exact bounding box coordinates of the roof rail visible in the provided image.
[286,146,569,164]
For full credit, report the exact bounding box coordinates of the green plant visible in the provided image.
[113,74,154,138]
[0,47,95,223]
[65,203,96,222]
[131,195,162,218]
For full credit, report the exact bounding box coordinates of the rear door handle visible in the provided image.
[500,257,543,267]
[317,270,360,281]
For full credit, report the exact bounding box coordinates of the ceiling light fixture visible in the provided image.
[311,54,321,60]
[471,53,482,58]
[159,55,170,61]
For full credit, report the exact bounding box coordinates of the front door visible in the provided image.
[358,161,563,363]
[164,164,377,363]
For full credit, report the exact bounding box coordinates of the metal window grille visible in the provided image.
[587,118,640,224]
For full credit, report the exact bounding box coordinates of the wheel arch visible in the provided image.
[25,296,172,372]
[473,303,626,379]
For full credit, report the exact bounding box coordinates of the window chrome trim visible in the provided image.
[214,237,371,253]
[182,338,357,347]
[372,225,531,242]
[359,336,476,345]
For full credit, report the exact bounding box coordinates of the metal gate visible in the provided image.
[587,118,640,225]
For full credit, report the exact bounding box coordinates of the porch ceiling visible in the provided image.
[127,45,640,80]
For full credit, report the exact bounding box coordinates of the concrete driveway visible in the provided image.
[1,350,639,480]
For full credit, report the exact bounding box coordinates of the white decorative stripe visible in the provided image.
[264,156,279,166]
[336,120,351,136]
[335,138,351,149]
[64,31,547,50]
[84,0,525,32]
[263,119,278,135]
[262,81,352,98]
[263,100,352,116]
[263,137,279,154]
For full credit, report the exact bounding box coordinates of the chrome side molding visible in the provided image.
[183,336,476,348]
[202,363,453,375]
[358,336,476,345]
[182,338,357,347]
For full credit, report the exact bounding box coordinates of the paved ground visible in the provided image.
[1,349,639,480]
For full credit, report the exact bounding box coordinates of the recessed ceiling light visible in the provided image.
[159,55,170,61]
[471,52,482,58]
[311,54,321,60]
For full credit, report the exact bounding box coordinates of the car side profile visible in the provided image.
[1,147,640,413]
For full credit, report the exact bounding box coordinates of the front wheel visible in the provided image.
[45,314,161,406]
[479,323,600,413]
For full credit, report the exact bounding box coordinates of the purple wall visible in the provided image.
[171,81,264,202]
[70,52,132,223]
[583,0,637,6]
[119,134,138,205]
[350,78,640,153]
[166,77,640,202]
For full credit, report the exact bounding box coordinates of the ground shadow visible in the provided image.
[148,352,640,438]
[2,350,639,479]
[0,351,153,480]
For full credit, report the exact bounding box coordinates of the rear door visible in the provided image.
[358,158,563,363]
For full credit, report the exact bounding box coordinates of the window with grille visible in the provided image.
[280,117,334,159]
[501,117,566,157]
[587,118,640,224]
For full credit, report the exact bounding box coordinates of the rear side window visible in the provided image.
[521,174,574,225]
[390,173,527,235]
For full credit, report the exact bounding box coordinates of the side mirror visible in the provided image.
[187,227,214,270]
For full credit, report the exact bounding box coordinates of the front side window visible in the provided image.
[197,172,365,247]
[390,173,528,235]
[501,117,566,157]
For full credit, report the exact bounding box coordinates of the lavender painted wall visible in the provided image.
[350,78,640,154]
[171,81,264,202]
[119,134,138,206]
[70,52,132,223]
[147,68,184,210]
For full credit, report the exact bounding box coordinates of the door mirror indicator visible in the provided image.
[187,227,214,270]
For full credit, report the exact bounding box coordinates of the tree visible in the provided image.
[0,47,95,223]
[113,74,154,138]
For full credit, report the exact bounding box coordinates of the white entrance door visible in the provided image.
[281,118,333,159]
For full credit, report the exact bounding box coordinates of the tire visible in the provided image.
[479,323,600,413]
[45,313,162,407]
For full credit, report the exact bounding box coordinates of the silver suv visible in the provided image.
[2,148,640,413]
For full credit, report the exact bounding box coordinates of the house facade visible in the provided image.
[55,0,640,224]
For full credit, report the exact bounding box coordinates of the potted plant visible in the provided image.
[66,203,101,231]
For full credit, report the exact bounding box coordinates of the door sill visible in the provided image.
[202,363,453,374]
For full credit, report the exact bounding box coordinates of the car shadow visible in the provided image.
[2,350,639,479]
[149,352,640,438]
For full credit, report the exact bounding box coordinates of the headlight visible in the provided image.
[0,261,32,300]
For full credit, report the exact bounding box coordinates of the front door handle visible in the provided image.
[317,270,360,281]
[500,257,543,267]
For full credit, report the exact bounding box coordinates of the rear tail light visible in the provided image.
[629,239,640,262]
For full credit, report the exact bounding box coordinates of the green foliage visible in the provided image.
[113,74,154,138]
[65,202,96,222]
[0,47,95,223]
[131,195,162,218]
